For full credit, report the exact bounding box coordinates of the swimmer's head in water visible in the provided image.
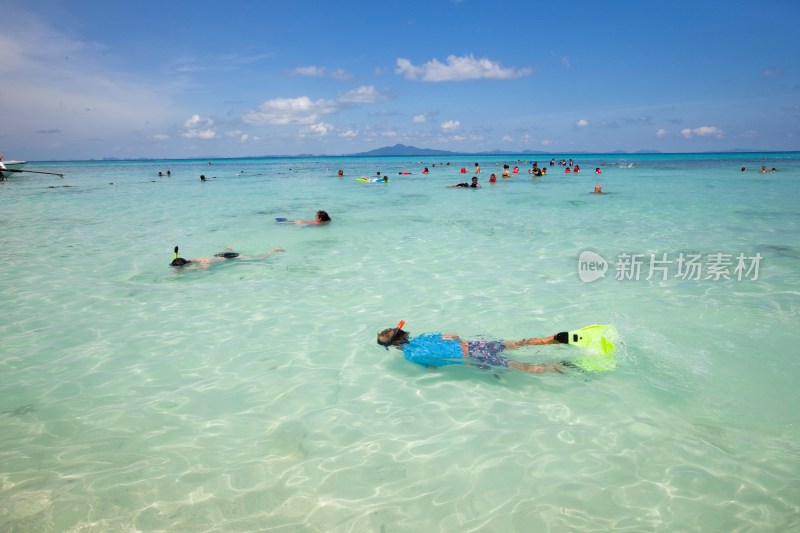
[316,210,331,222]
[377,327,409,348]
[170,257,191,267]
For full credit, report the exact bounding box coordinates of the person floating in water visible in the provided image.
[449,176,480,188]
[278,210,332,225]
[170,246,284,268]
[378,323,601,374]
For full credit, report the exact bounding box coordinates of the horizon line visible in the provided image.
[22,147,800,164]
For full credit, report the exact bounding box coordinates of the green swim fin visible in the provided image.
[567,324,618,372]
[566,324,617,354]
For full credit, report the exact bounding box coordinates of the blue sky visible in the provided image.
[2,0,798,160]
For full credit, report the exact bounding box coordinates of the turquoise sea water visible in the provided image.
[1,153,799,531]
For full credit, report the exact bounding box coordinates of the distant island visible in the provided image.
[349,144,545,157]
[349,144,467,157]
[346,144,663,157]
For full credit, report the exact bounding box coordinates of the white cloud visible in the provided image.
[290,65,352,79]
[396,54,532,81]
[182,129,216,140]
[152,133,169,141]
[243,86,382,126]
[502,135,513,142]
[413,114,429,123]
[226,130,249,142]
[182,114,216,139]
[185,114,210,128]
[338,129,358,138]
[303,122,334,136]
[575,119,590,127]
[242,96,337,125]
[291,65,326,77]
[441,120,461,131]
[656,128,668,138]
[540,139,551,146]
[681,126,723,139]
[338,85,383,104]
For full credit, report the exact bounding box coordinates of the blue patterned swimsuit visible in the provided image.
[402,334,464,368]
[402,335,509,369]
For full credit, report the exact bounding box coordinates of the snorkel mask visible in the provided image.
[170,245,190,267]
[378,320,406,350]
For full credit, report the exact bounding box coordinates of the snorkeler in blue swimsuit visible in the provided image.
[377,326,573,374]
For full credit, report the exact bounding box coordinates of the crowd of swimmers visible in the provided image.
[168,151,782,271]
[340,158,606,194]
[174,152,749,270]
[171,157,608,269]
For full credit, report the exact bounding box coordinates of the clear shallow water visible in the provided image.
[1,153,799,531]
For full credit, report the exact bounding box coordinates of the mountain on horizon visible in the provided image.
[349,144,460,157]
[348,144,565,157]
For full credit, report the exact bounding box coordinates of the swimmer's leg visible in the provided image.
[503,334,564,350]
[252,248,286,260]
[508,361,566,374]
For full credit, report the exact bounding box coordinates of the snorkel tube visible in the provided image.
[385,320,406,348]
[170,245,190,267]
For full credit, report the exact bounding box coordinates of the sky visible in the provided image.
[1,0,799,161]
